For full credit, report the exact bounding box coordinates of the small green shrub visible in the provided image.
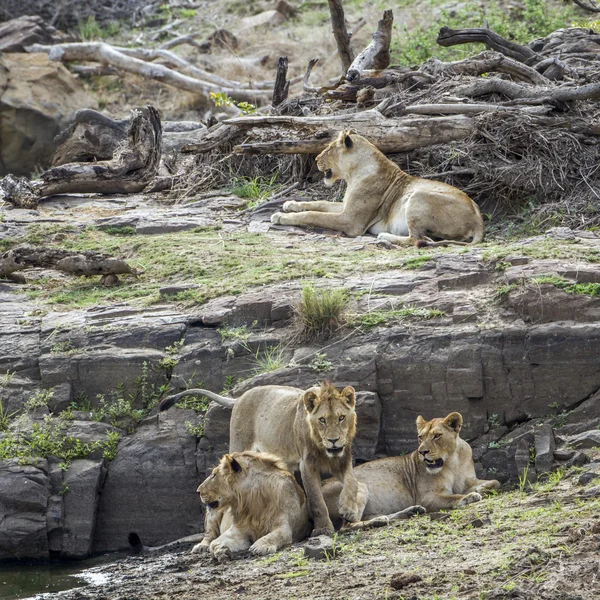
[352,306,444,329]
[310,353,333,373]
[24,389,54,412]
[0,400,17,431]
[230,174,279,208]
[295,286,348,339]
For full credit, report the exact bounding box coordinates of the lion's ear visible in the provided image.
[224,454,242,473]
[416,415,426,431]
[343,132,353,149]
[443,412,463,433]
[340,386,356,408]
[303,390,318,413]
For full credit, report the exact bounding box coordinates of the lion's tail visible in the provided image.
[417,220,485,248]
[158,388,237,412]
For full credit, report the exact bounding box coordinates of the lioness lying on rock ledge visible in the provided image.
[271,130,484,248]
[323,412,500,530]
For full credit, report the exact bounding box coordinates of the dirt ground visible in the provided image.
[50,465,600,600]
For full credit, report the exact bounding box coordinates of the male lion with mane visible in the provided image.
[159,381,367,537]
[322,412,500,529]
[271,130,484,248]
[193,451,311,561]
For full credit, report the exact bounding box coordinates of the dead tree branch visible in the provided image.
[346,9,393,82]
[437,26,540,64]
[326,0,354,73]
[272,56,290,107]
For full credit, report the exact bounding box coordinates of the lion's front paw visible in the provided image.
[191,540,211,554]
[458,492,482,507]
[250,540,278,556]
[210,540,232,563]
[405,505,426,518]
[270,212,281,224]
[310,524,334,538]
[339,500,363,523]
[282,200,300,213]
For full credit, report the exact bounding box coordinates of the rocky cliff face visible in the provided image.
[1,221,599,559]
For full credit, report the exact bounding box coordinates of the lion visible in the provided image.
[159,381,367,537]
[192,451,311,561]
[270,130,484,248]
[322,412,500,530]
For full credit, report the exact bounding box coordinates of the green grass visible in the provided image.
[531,275,600,297]
[352,306,445,329]
[295,286,349,339]
[402,255,434,270]
[231,175,279,209]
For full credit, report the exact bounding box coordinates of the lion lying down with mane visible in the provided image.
[271,130,484,248]
[322,412,501,530]
[193,451,311,561]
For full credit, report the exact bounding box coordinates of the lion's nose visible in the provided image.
[419,449,429,456]
[328,438,340,445]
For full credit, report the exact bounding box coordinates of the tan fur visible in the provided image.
[323,412,500,528]
[192,451,311,561]
[192,381,366,537]
[271,130,484,247]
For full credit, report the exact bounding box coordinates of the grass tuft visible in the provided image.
[295,286,348,339]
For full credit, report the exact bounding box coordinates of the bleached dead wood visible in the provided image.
[27,42,271,103]
[346,9,393,82]
[224,112,475,154]
[272,56,290,107]
[1,106,162,206]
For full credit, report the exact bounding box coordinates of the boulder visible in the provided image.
[61,460,105,557]
[0,53,97,176]
[93,409,203,552]
[0,459,51,560]
[534,424,556,474]
[566,430,600,449]
[0,15,70,52]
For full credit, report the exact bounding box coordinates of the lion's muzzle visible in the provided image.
[325,444,344,457]
[205,500,219,509]
[324,169,333,180]
[424,457,444,470]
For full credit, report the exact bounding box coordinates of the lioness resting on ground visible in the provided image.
[271,130,484,248]
[193,451,311,561]
[322,412,500,530]
[159,381,367,537]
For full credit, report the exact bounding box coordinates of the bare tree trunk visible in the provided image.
[272,56,290,107]
[326,0,354,74]
[346,9,393,82]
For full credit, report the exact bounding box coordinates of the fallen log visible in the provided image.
[0,246,135,283]
[1,106,162,206]
[346,9,393,82]
[225,112,475,154]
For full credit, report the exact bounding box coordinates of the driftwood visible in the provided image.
[225,112,475,154]
[272,56,290,107]
[326,0,354,73]
[0,246,135,284]
[1,107,162,207]
[346,10,393,83]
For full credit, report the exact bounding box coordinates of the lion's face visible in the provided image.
[197,451,290,509]
[415,412,463,475]
[303,381,357,458]
[316,130,360,187]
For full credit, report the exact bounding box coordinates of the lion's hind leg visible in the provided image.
[341,505,426,532]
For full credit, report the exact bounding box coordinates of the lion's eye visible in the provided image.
[319,417,327,425]
[338,415,345,422]
[434,434,442,440]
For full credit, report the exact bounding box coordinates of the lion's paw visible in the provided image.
[339,502,363,523]
[310,525,334,538]
[250,540,278,556]
[405,505,426,518]
[210,541,232,563]
[282,200,300,212]
[270,212,284,224]
[458,492,482,507]
[191,541,211,554]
